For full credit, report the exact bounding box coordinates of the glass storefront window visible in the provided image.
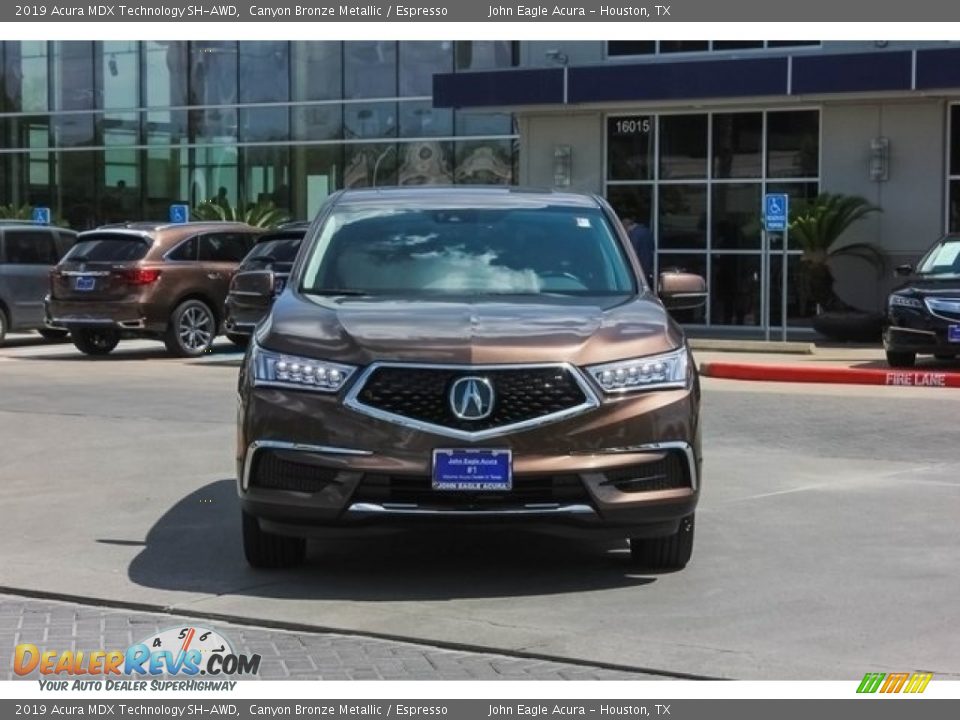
[190,144,238,206]
[454,139,514,184]
[56,150,98,230]
[344,103,398,139]
[659,184,707,250]
[242,145,291,210]
[292,144,342,220]
[712,112,762,179]
[660,41,710,54]
[144,42,187,108]
[711,184,761,250]
[9,41,50,112]
[51,42,94,112]
[239,42,289,104]
[292,105,342,142]
[766,110,819,178]
[54,114,95,149]
[950,105,960,178]
[397,141,454,185]
[399,41,453,96]
[291,42,341,101]
[145,145,189,220]
[399,101,452,138]
[454,41,517,70]
[659,114,707,180]
[605,185,654,231]
[190,41,238,141]
[607,41,655,57]
[455,111,512,137]
[240,107,289,143]
[344,142,398,187]
[98,41,138,110]
[607,115,654,181]
[710,254,763,326]
[344,42,396,99]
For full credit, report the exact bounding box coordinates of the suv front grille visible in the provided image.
[352,473,591,508]
[353,365,590,433]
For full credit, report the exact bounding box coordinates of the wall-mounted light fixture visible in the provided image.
[870,136,889,181]
[553,145,572,187]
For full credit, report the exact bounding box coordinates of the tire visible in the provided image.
[71,328,120,356]
[164,299,217,357]
[227,332,250,349]
[0,308,7,345]
[885,350,916,368]
[242,511,306,569]
[37,328,69,341]
[629,514,695,571]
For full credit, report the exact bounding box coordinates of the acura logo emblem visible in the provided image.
[449,377,495,420]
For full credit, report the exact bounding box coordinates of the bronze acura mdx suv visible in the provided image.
[237,188,706,570]
[47,222,259,356]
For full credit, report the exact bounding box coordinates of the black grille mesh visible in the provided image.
[356,366,587,431]
[353,473,590,508]
[250,450,338,493]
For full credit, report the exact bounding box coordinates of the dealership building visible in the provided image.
[3,40,960,335]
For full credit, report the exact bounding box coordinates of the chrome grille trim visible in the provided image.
[342,361,601,441]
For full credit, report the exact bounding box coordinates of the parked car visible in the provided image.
[885,233,960,367]
[236,187,707,570]
[0,221,77,344]
[46,221,260,357]
[224,221,310,347]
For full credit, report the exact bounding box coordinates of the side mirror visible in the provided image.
[894,263,913,277]
[230,269,275,301]
[658,270,707,311]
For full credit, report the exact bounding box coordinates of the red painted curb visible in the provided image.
[700,362,960,388]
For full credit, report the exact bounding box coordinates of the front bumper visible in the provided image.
[237,374,702,539]
[885,305,960,354]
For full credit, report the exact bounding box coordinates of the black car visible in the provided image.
[884,233,960,367]
[223,222,310,346]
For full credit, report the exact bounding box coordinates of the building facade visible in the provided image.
[436,40,960,335]
[0,40,518,229]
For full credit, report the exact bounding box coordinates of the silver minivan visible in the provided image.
[0,222,78,343]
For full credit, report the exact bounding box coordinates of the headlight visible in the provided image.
[586,347,690,393]
[889,294,923,309]
[251,345,356,393]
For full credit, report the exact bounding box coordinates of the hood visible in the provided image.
[894,275,960,297]
[257,291,684,366]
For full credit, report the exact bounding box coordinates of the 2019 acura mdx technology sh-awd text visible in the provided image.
[236,187,707,570]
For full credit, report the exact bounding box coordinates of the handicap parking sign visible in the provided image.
[764,193,789,232]
[31,207,51,225]
[169,204,190,224]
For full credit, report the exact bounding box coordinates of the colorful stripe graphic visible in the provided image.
[857,672,932,694]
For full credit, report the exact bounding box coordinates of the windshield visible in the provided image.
[916,237,960,276]
[63,234,150,262]
[301,204,636,296]
[244,236,302,267]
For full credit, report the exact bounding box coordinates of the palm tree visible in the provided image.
[789,193,885,312]
[192,199,290,229]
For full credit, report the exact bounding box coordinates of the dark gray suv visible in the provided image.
[0,222,77,344]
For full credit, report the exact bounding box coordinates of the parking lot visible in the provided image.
[1,332,959,681]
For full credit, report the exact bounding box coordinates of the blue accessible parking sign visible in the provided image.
[764,193,789,232]
[169,204,190,224]
[31,207,51,225]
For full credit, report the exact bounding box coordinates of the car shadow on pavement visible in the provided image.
[10,340,241,362]
[127,480,657,601]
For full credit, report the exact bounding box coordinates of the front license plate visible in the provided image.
[949,325,960,343]
[74,276,95,291]
[432,449,512,491]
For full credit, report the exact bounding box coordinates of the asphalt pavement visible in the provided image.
[1,333,958,681]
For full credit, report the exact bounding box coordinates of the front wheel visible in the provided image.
[629,514,695,571]
[242,511,306,569]
[72,328,120,356]
[164,299,216,357]
[885,350,916,368]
